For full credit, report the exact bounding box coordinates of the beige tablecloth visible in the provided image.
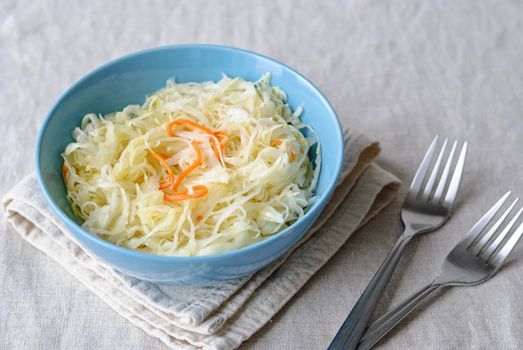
[1,0,523,349]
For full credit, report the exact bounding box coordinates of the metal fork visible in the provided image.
[328,136,468,350]
[357,191,523,350]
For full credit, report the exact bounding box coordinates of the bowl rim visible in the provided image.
[35,43,345,262]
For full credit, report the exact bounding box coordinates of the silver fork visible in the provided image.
[357,191,523,350]
[328,136,468,350]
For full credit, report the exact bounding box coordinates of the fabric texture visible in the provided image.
[2,0,523,349]
[2,131,400,349]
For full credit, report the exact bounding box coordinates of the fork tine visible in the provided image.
[409,135,439,194]
[462,191,512,247]
[471,197,519,255]
[432,140,457,203]
[443,142,468,207]
[490,220,523,267]
[421,138,448,201]
[482,206,523,259]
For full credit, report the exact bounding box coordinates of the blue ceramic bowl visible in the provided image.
[36,44,344,285]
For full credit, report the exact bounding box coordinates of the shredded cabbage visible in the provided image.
[62,73,320,256]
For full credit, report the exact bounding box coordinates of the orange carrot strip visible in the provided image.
[159,179,174,190]
[196,215,203,222]
[191,185,208,197]
[164,185,208,201]
[171,141,203,191]
[158,153,175,188]
[271,139,282,147]
[214,130,226,139]
[290,150,297,161]
[149,150,174,178]
[209,137,221,162]
[163,192,185,201]
[62,164,69,178]
[167,119,215,136]
[149,150,175,188]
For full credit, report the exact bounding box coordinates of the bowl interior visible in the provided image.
[37,45,344,246]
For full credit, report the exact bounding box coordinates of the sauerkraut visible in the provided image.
[62,74,319,256]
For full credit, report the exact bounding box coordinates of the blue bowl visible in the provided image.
[36,44,344,285]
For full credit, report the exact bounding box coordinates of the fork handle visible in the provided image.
[328,236,413,350]
[356,282,443,350]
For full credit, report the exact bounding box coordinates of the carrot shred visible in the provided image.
[215,130,226,139]
[171,141,203,191]
[271,139,282,147]
[290,150,297,161]
[160,120,219,200]
[62,164,69,178]
[164,185,208,201]
[217,132,228,155]
[209,136,221,162]
[196,215,203,222]
[149,149,175,188]
[167,119,215,136]
[159,180,174,190]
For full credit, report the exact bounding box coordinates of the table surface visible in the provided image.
[1,1,522,349]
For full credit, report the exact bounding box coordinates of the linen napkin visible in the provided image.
[2,129,401,350]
